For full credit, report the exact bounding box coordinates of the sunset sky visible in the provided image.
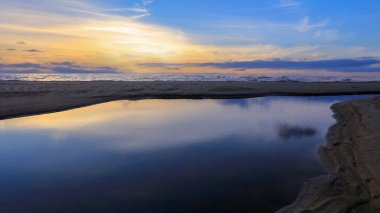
[1,0,380,74]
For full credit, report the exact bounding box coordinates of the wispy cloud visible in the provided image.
[140,58,380,72]
[295,17,339,41]
[276,0,301,9]
[296,17,329,32]
[0,61,119,74]
[137,0,154,8]
[23,49,42,53]
[0,63,47,73]
[52,66,117,74]
[50,61,118,73]
[0,69,42,74]
[314,29,340,41]
[0,63,46,69]
[102,8,148,13]
[50,61,79,67]
[99,0,154,19]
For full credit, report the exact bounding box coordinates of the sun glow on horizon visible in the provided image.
[1,0,380,74]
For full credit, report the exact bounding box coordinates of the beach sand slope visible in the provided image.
[278,96,380,213]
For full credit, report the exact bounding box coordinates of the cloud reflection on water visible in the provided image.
[1,97,338,151]
[0,96,371,213]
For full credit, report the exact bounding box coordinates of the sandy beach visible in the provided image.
[279,96,380,212]
[1,81,380,120]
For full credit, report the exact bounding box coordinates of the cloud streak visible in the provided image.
[0,61,119,74]
[51,62,118,73]
[276,0,301,9]
[23,49,42,53]
[297,17,329,32]
[140,58,380,72]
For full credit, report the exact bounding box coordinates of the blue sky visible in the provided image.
[1,0,380,74]
[101,0,380,47]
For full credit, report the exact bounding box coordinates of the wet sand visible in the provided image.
[279,96,380,212]
[1,81,380,120]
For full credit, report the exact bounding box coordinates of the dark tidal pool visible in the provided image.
[0,96,371,213]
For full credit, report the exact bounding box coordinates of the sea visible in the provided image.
[0,73,380,82]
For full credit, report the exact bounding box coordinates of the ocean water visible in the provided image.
[0,95,373,213]
[0,73,380,82]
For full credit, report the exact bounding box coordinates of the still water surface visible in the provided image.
[0,96,369,212]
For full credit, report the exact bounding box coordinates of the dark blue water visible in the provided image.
[0,96,371,213]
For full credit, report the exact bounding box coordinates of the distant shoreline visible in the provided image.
[1,81,380,120]
[1,72,380,82]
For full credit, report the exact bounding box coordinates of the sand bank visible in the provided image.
[279,96,380,212]
[1,81,380,120]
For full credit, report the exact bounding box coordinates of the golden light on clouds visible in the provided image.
[0,5,217,71]
[0,0,360,74]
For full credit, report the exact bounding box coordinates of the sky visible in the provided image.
[1,0,380,74]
